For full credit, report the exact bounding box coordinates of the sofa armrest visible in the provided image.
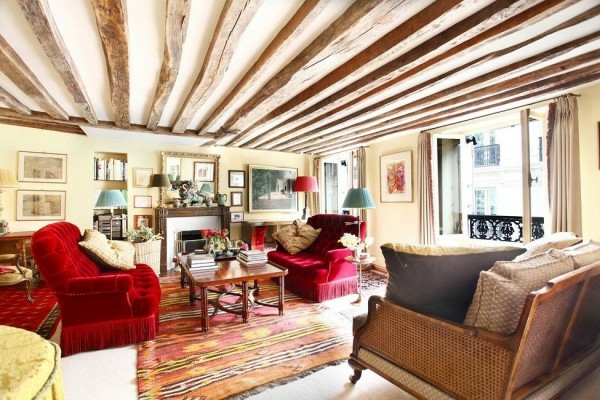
[62,274,134,295]
[326,248,353,263]
[352,296,516,399]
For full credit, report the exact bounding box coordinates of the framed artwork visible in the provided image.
[16,190,66,221]
[228,170,245,188]
[165,157,181,180]
[193,162,215,182]
[380,151,412,202]
[134,215,153,229]
[231,191,243,206]
[231,211,244,222]
[18,151,67,183]
[133,168,153,187]
[249,165,297,212]
[134,195,152,208]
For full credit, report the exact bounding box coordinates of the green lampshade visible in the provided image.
[95,189,127,209]
[200,183,213,193]
[342,188,375,209]
[151,174,171,188]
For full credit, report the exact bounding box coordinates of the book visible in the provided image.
[238,250,267,262]
[236,256,267,268]
[189,264,218,271]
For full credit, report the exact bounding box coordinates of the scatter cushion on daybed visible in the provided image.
[271,220,322,255]
[381,243,526,323]
[78,228,136,270]
[513,231,581,261]
[464,251,575,334]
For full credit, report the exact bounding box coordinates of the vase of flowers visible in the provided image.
[338,233,374,260]
[127,226,163,275]
[201,228,229,255]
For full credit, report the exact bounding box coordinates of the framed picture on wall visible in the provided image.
[193,162,215,182]
[133,195,152,208]
[18,151,67,183]
[16,190,66,221]
[231,191,243,206]
[133,168,153,187]
[380,151,412,202]
[228,170,245,188]
[249,165,297,212]
[231,211,244,222]
[134,215,153,229]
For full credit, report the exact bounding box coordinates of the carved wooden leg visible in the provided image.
[348,358,365,384]
[349,369,362,384]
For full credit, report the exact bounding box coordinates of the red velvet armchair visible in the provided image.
[267,214,366,302]
[31,222,161,356]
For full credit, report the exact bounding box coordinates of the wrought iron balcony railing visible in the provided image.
[474,144,500,167]
[467,214,544,243]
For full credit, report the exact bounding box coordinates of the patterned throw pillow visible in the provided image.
[514,232,582,261]
[79,229,136,270]
[272,221,321,255]
[553,240,600,269]
[464,252,575,334]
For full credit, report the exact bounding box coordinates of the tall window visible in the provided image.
[322,157,349,214]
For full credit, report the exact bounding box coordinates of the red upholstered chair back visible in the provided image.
[32,222,101,291]
[306,214,367,257]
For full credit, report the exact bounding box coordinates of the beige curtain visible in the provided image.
[350,147,368,224]
[417,132,436,244]
[547,95,582,235]
[311,157,321,215]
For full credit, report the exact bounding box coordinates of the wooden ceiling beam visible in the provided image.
[279,26,600,152]
[146,0,191,130]
[198,0,327,134]
[91,0,130,128]
[242,0,466,148]
[0,34,69,120]
[0,86,31,115]
[171,0,263,134]
[0,116,85,135]
[267,0,583,151]
[18,0,98,124]
[304,63,600,155]
[224,0,420,144]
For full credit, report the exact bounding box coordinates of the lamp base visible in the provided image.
[301,207,310,220]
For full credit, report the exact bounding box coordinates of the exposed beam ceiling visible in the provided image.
[0,0,599,156]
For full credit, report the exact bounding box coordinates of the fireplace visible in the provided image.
[176,230,206,254]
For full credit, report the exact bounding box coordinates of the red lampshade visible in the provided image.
[294,176,319,192]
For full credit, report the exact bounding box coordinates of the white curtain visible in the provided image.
[350,147,368,224]
[547,95,582,235]
[417,132,436,244]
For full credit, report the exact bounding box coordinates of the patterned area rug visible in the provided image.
[137,278,354,400]
[0,283,59,339]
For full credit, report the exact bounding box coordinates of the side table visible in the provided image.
[345,255,376,304]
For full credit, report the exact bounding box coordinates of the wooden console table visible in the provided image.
[242,220,295,250]
[155,206,230,276]
[0,231,36,280]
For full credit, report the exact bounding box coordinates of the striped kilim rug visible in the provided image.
[137,277,353,400]
[0,283,59,339]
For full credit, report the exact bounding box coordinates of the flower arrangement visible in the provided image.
[338,233,374,251]
[126,225,163,243]
[201,228,230,251]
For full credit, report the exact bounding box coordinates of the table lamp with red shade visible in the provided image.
[293,176,319,220]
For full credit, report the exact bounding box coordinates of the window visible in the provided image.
[322,157,349,214]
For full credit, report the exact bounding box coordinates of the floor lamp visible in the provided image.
[294,176,319,220]
[341,188,375,239]
[95,190,127,240]
[0,169,18,235]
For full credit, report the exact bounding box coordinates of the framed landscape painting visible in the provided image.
[16,190,66,221]
[249,165,297,212]
[380,151,412,202]
[18,151,67,183]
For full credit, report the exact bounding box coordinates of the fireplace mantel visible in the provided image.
[155,206,231,275]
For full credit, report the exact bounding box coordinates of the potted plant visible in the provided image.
[127,226,163,275]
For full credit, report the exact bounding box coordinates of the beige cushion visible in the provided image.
[0,266,32,284]
[272,220,321,255]
[464,252,575,334]
[514,232,581,261]
[79,229,136,270]
[553,240,600,269]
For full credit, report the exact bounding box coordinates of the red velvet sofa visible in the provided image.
[267,214,366,302]
[31,222,161,356]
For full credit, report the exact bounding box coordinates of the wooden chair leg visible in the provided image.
[349,368,362,384]
[24,278,34,303]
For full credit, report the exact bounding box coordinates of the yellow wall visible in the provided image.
[0,124,310,240]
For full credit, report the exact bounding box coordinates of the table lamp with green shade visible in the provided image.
[95,190,127,240]
[341,187,375,239]
[0,169,18,235]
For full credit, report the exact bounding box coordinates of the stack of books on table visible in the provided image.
[187,254,218,271]
[237,250,268,267]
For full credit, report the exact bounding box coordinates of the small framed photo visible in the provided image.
[133,168,153,187]
[18,151,67,183]
[380,151,412,203]
[16,190,66,221]
[134,214,153,229]
[134,195,152,208]
[194,162,215,182]
[231,211,244,222]
[231,191,243,206]
[229,170,245,188]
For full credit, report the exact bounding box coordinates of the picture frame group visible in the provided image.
[231,211,244,222]
[18,151,67,183]
[134,215,153,229]
[231,191,243,206]
[133,168,153,188]
[134,195,153,208]
[228,170,245,188]
[16,190,66,221]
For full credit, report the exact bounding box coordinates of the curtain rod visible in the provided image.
[421,92,581,133]
[313,145,369,158]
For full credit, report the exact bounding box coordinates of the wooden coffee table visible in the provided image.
[179,257,287,332]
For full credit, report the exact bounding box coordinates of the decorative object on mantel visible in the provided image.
[177,180,203,206]
[150,174,171,208]
[0,169,18,235]
[200,183,214,206]
[216,193,228,206]
[293,176,319,220]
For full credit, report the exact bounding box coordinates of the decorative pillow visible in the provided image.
[274,221,322,255]
[553,240,600,269]
[381,243,526,323]
[514,232,582,261]
[464,251,575,334]
[79,229,136,270]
